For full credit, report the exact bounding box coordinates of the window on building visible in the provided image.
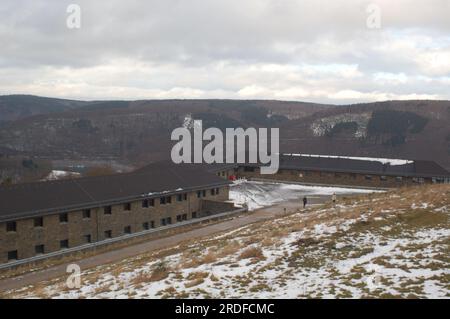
[197,191,202,198]
[7,250,18,261]
[380,176,387,181]
[432,177,445,184]
[34,217,44,228]
[104,206,112,215]
[176,215,182,222]
[160,197,166,205]
[60,239,69,249]
[192,212,197,218]
[211,189,216,196]
[142,199,155,207]
[215,188,219,195]
[182,214,187,221]
[82,209,91,219]
[202,190,206,197]
[396,176,403,182]
[84,234,92,243]
[150,221,155,228]
[124,226,131,234]
[143,222,149,230]
[167,217,172,224]
[183,193,187,200]
[35,244,45,255]
[364,175,372,181]
[160,218,167,226]
[59,213,68,223]
[104,230,112,239]
[123,203,131,211]
[177,194,183,202]
[166,196,172,204]
[6,221,17,232]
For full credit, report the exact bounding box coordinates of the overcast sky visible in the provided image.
[0,0,449,104]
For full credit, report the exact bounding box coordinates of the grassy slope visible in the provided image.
[4,184,450,299]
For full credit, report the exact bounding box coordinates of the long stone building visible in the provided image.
[232,154,450,188]
[1,154,449,265]
[0,162,232,264]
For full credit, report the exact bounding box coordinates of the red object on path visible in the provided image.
[228,175,236,181]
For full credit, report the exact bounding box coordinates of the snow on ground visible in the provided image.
[229,180,381,211]
[43,170,80,181]
[4,185,449,299]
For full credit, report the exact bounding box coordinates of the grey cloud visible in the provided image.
[0,0,449,102]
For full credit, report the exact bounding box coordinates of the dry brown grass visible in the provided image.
[149,262,171,282]
[131,271,153,286]
[131,261,172,285]
[186,271,209,281]
[93,284,111,295]
[239,247,265,260]
[184,278,205,288]
[210,274,220,282]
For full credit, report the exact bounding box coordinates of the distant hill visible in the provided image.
[280,100,450,169]
[0,95,89,122]
[0,95,448,170]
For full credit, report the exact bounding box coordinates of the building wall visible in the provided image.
[0,185,229,264]
[237,167,433,188]
[215,168,238,179]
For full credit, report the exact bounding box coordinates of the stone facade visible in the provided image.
[237,166,437,188]
[0,186,229,264]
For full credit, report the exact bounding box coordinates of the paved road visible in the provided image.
[0,196,327,294]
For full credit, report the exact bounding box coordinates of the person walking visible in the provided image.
[302,196,307,208]
[332,192,337,205]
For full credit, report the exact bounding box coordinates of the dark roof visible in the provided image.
[0,162,230,222]
[274,155,450,177]
[136,161,238,174]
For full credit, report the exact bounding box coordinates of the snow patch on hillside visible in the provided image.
[310,112,371,138]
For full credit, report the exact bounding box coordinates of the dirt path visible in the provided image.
[0,196,328,294]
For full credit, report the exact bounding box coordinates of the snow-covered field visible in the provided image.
[4,184,449,299]
[229,180,381,211]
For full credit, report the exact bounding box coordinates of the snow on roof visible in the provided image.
[283,154,413,166]
[43,170,81,181]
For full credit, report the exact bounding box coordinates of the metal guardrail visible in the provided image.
[0,207,248,270]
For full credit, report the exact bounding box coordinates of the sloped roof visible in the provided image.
[275,155,450,177]
[0,162,230,222]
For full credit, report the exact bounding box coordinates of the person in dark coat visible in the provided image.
[302,196,307,208]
